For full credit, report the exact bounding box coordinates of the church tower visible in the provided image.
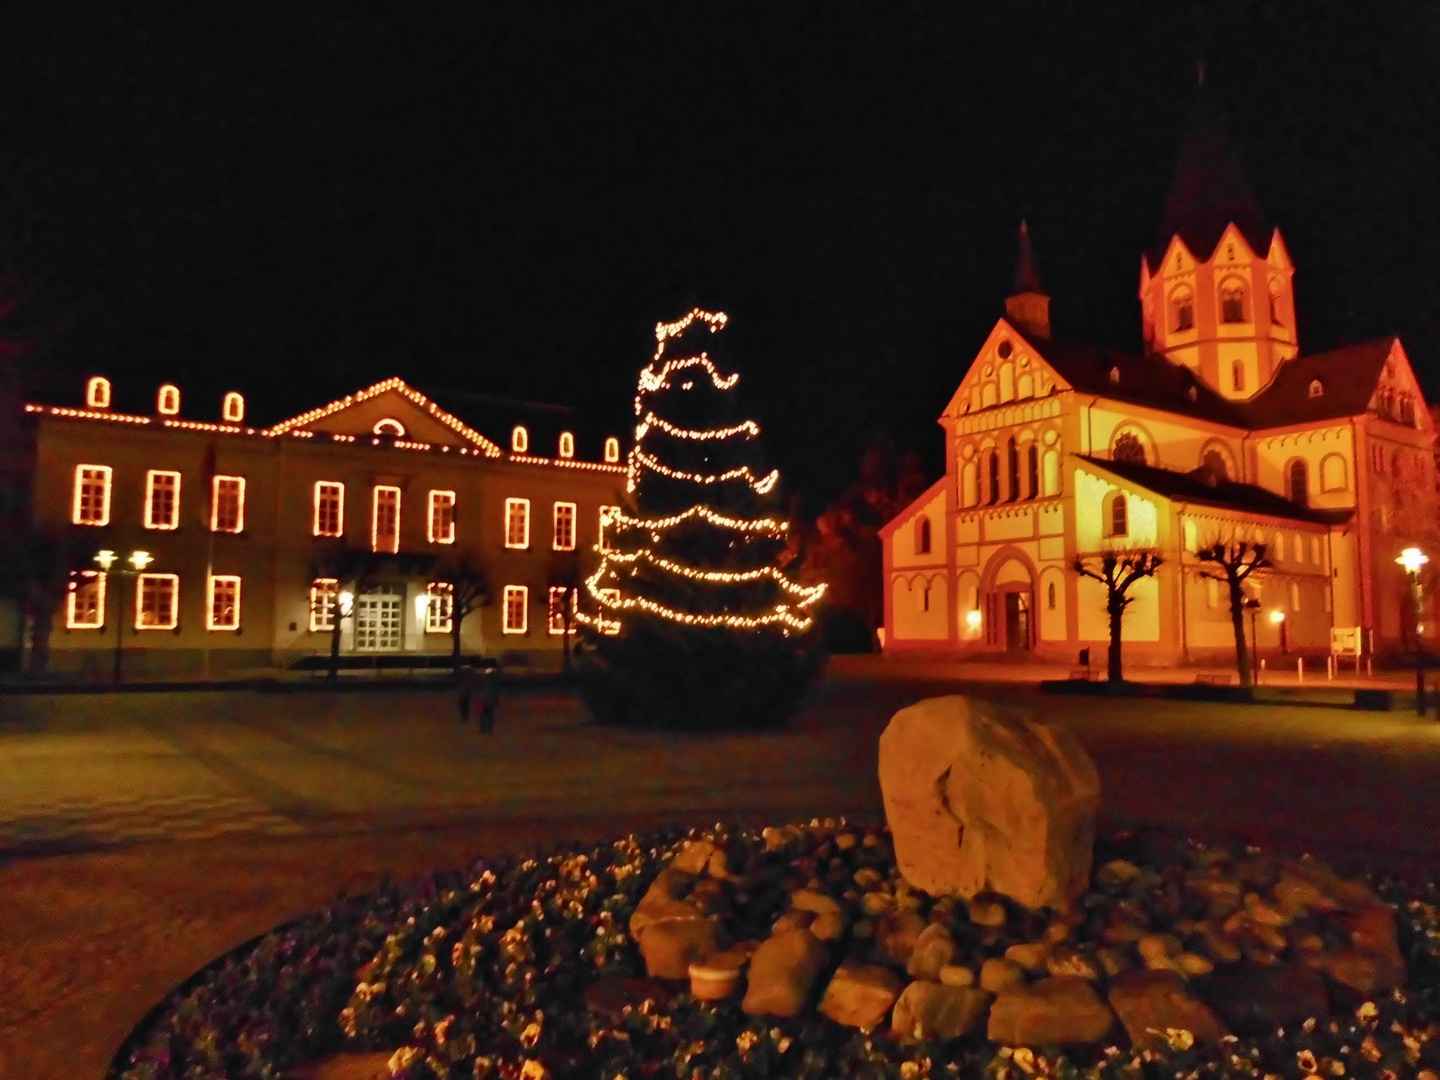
[1005,220,1051,340]
[1139,77,1297,399]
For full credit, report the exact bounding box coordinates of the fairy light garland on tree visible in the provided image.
[575,308,827,731]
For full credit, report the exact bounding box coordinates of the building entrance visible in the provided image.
[355,587,403,652]
[1003,591,1031,651]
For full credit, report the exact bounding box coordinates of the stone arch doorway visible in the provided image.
[986,555,1035,652]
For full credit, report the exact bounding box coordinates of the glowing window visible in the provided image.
[144,470,181,530]
[1220,283,1246,323]
[503,585,528,634]
[985,450,1000,504]
[598,505,620,551]
[1026,443,1039,499]
[73,465,113,526]
[548,586,577,635]
[157,384,181,415]
[314,482,344,537]
[915,516,931,556]
[1287,459,1309,506]
[207,575,241,631]
[136,573,179,630]
[67,571,106,629]
[211,476,245,533]
[373,418,405,437]
[511,425,529,453]
[86,376,112,409]
[604,437,621,463]
[310,579,338,632]
[1273,533,1285,562]
[1289,581,1301,612]
[1311,536,1322,565]
[428,490,456,544]
[1109,495,1128,538]
[553,502,576,551]
[558,431,574,459]
[425,582,453,633]
[505,498,530,549]
[372,486,401,553]
[222,392,245,422]
[597,587,621,635]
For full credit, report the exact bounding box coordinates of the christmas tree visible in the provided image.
[575,308,826,730]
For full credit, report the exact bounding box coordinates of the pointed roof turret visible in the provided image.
[1151,74,1271,265]
[1005,220,1050,339]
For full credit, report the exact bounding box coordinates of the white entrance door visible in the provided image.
[354,588,403,652]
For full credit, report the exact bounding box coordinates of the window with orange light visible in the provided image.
[310,579,338,632]
[604,437,620,463]
[553,502,575,551]
[548,586,577,635]
[211,476,245,532]
[511,426,528,453]
[222,392,245,422]
[73,465,113,526]
[144,470,181,530]
[314,482,344,537]
[372,486,401,553]
[86,377,112,409]
[425,582,453,633]
[503,585,528,634]
[136,573,179,629]
[558,431,574,459]
[428,491,456,544]
[504,498,530,549]
[67,571,106,629]
[207,575,241,630]
[157,384,181,415]
[598,505,620,551]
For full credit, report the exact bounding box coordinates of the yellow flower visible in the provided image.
[520,1021,543,1048]
[1011,1047,1037,1074]
[519,1060,549,1080]
[1357,1001,1379,1023]
[1165,1028,1195,1052]
[1297,1049,1319,1074]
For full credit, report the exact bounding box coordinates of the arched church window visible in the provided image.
[1172,291,1194,332]
[1201,449,1229,482]
[1006,437,1020,502]
[1220,282,1247,323]
[1047,582,1057,610]
[1108,494,1129,538]
[1309,380,1324,398]
[1320,453,1348,492]
[1026,442,1040,500]
[1231,361,1246,393]
[1287,458,1309,506]
[986,450,1000,505]
[915,516,932,556]
[1112,432,1146,465]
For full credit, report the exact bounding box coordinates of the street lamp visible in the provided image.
[1269,608,1288,654]
[95,549,153,685]
[1396,547,1429,716]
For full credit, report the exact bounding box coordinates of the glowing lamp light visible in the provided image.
[339,590,354,617]
[1397,547,1429,575]
[966,609,982,629]
[1268,609,1285,625]
[95,549,117,571]
[414,593,430,621]
[129,551,153,571]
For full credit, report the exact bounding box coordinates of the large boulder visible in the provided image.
[1197,961,1328,1036]
[629,868,715,979]
[1106,969,1230,1050]
[987,976,1115,1047]
[879,696,1100,910]
[891,981,991,1041]
[741,929,829,1017]
[818,961,904,1030]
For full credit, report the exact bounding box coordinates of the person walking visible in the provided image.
[456,663,476,724]
[479,664,499,734]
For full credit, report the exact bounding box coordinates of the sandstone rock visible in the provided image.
[1319,946,1405,996]
[876,909,927,967]
[1106,969,1230,1050]
[810,911,845,942]
[1046,947,1101,981]
[1096,859,1141,887]
[988,976,1115,1047]
[835,833,858,851]
[791,889,844,918]
[637,916,717,980]
[1335,905,1406,991]
[1096,947,1132,978]
[980,957,1026,993]
[1198,929,1242,965]
[629,868,702,938]
[671,839,719,875]
[939,964,976,988]
[1188,875,1244,919]
[861,892,891,916]
[907,924,958,980]
[1005,941,1051,972]
[1175,952,1214,976]
[818,961,903,1030]
[1136,932,1182,965]
[854,868,884,889]
[1199,961,1328,1035]
[879,696,1100,909]
[773,910,816,934]
[891,981,991,1041]
[969,898,1008,927]
[742,929,829,1017]
[706,850,731,879]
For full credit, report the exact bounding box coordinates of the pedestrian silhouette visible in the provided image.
[456,663,476,724]
[479,665,499,734]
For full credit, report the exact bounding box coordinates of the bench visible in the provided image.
[1193,673,1234,686]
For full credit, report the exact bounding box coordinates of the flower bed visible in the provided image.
[111,822,1440,1080]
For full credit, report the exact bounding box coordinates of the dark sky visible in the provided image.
[3,3,1437,510]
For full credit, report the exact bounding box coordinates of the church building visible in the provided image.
[880,91,1438,666]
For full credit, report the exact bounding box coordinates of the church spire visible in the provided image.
[1005,220,1051,339]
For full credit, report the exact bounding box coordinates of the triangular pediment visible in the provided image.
[939,319,1073,423]
[1370,340,1434,433]
[266,377,502,453]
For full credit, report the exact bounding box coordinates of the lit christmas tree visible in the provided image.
[575,308,826,729]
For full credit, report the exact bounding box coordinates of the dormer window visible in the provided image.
[1108,367,1120,385]
[558,431,574,459]
[373,418,406,437]
[222,392,245,422]
[1219,282,1247,323]
[1308,379,1324,398]
[86,376,112,409]
[511,425,529,453]
[157,384,181,416]
[604,436,620,463]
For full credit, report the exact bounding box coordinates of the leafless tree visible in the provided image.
[1195,537,1271,686]
[1073,548,1166,683]
[430,557,490,670]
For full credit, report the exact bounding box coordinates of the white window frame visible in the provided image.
[604,437,620,463]
[552,501,576,551]
[503,585,528,634]
[504,498,530,549]
[548,586,577,635]
[136,573,179,630]
[599,505,620,551]
[86,376,111,409]
[157,384,181,415]
[310,578,338,632]
[425,581,454,634]
[511,425,528,453]
[144,470,182,530]
[314,482,345,537]
[428,490,456,544]
[207,574,241,631]
[558,431,574,459]
[67,570,106,629]
[211,475,245,533]
[222,392,245,422]
[372,485,401,554]
[73,464,113,526]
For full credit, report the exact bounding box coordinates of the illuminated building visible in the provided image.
[23,376,624,675]
[881,90,1438,664]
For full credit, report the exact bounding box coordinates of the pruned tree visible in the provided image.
[547,549,584,677]
[308,547,379,682]
[1073,548,1166,683]
[1195,537,1271,686]
[429,557,490,670]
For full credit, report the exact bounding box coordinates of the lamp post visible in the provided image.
[328,588,355,683]
[95,549,153,685]
[1243,597,1261,685]
[1396,547,1429,717]
[1270,609,1287,655]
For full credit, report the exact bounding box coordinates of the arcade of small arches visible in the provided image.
[957,430,1063,508]
[895,550,1070,653]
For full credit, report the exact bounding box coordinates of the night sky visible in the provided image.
[2,3,1437,510]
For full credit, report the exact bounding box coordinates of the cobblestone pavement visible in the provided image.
[5,675,1440,1079]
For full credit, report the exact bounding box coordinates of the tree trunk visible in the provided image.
[1228,582,1252,687]
[1107,600,1124,683]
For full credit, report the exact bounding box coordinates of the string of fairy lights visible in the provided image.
[580,307,825,635]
